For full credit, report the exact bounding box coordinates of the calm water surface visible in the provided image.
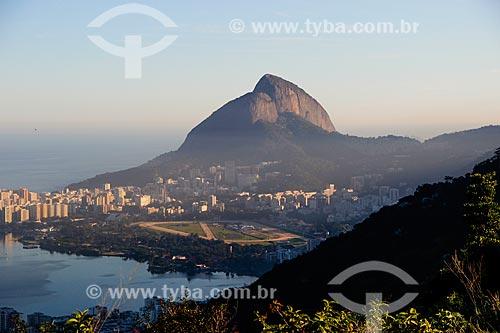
[0,233,257,316]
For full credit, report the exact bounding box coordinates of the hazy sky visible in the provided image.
[1,0,500,140]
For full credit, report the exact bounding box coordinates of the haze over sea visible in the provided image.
[0,131,183,192]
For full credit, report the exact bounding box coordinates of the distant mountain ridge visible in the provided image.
[69,75,500,190]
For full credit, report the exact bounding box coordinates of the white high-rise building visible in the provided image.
[209,195,217,207]
[389,188,400,202]
[134,195,151,207]
[29,204,42,221]
[62,204,69,217]
[1,206,13,223]
[18,209,29,222]
[379,186,390,198]
[55,204,62,217]
[42,204,50,219]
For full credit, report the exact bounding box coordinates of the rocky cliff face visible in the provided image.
[253,74,336,132]
[183,74,335,137]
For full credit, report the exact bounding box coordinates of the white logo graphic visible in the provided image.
[329,261,419,333]
[87,3,178,79]
[86,284,102,300]
[229,19,245,33]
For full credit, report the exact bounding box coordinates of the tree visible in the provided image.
[464,172,500,250]
[143,298,236,333]
[11,316,27,333]
[256,300,364,333]
[256,300,477,333]
[39,322,56,333]
[65,310,95,333]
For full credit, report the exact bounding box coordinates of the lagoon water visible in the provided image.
[0,234,257,317]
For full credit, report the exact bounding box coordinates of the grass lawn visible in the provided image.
[208,225,256,241]
[155,222,205,236]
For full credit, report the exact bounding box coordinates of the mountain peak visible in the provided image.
[253,73,295,92]
[185,74,335,136]
[253,74,336,132]
[174,74,336,157]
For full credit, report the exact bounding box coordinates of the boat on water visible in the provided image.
[23,245,40,249]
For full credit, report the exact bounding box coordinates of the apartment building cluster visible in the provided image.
[0,182,186,224]
[0,307,22,333]
[237,185,335,212]
[157,161,263,200]
[0,188,71,223]
[233,178,412,226]
[325,176,414,223]
[0,306,139,333]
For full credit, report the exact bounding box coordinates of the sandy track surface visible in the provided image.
[199,222,217,240]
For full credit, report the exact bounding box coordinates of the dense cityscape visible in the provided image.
[0,160,413,332]
[1,161,411,231]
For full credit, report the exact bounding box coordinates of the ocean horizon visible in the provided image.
[0,131,182,192]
